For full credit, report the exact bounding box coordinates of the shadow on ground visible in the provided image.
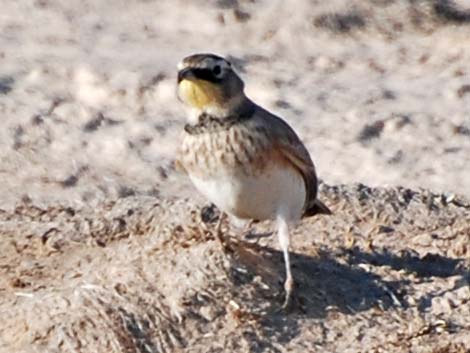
[223,237,468,352]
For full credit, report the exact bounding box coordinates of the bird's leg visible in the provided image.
[277,216,294,309]
[215,211,229,252]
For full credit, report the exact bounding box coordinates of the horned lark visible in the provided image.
[176,53,331,308]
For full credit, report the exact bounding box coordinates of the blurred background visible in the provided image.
[1,0,469,207]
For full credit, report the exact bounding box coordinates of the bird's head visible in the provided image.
[177,53,246,119]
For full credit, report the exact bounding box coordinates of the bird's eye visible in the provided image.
[212,65,222,77]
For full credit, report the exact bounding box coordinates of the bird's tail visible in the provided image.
[303,199,332,218]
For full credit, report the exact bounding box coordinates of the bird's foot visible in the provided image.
[281,276,295,311]
[217,235,234,255]
[214,212,237,255]
[216,229,232,254]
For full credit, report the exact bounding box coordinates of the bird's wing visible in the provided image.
[256,107,331,217]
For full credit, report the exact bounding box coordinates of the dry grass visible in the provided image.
[1,184,469,352]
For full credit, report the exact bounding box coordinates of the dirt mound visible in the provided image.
[1,184,469,352]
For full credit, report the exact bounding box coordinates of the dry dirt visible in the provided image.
[1,0,470,352]
[1,184,470,352]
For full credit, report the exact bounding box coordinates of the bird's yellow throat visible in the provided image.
[179,79,221,109]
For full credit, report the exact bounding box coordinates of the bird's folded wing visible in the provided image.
[262,111,328,216]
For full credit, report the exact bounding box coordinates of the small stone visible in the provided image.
[0,76,14,94]
[377,225,394,234]
[453,285,470,302]
[60,175,79,188]
[452,124,470,136]
[413,233,432,247]
[456,84,470,98]
[357,120,385,143]
[31,114,44,125]
[199,305,217,321]
[233,9,250,22]
[83,112,104,132]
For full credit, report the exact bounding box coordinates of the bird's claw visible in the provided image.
[280,277,295,311]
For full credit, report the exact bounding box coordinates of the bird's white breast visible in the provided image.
[189,163,306,221]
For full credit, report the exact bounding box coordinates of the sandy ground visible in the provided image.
[1,0,470,352]
[1,0,470,208]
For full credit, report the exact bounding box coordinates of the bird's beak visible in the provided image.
[177,68,195,83]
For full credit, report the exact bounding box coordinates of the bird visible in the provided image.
[175,53,331,308]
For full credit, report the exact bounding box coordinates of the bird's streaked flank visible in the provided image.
[176,53,331,308]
